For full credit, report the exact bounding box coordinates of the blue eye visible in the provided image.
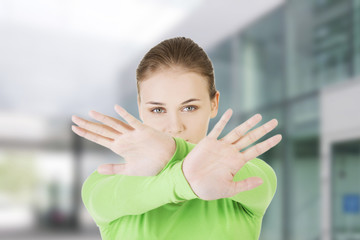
[151,108,165,113]
[183,106,197,112]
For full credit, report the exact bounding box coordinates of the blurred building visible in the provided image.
[202,1,360,240]
[0,0,359,240]
[121,0,360,239]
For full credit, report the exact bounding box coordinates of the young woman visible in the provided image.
[71,37,282,240]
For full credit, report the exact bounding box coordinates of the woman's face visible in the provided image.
[138,68,219,144]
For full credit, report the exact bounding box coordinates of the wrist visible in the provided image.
[181,161,199,198]
[168,137,176,159]
[156,137,177,175]
[162,136,177,163]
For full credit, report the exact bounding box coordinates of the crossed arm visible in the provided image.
[80,138,198,225]
[72,105,281,224]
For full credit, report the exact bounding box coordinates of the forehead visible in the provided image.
[139,69,209,103]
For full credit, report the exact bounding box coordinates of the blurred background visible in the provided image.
[0,0,359,239]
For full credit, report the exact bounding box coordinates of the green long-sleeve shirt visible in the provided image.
[82,137,277,240]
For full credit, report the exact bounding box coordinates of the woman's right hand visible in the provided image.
[71,105,176,176]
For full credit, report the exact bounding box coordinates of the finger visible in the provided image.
[97,163,127,175]
[230,177,263,196]
[221,113,262,144]
[72,115,120,139]
[234,118,278,151]
[114,105,144,130]
[241,134,282,161]
[89,110,133,133]
[207,109,233,139]
[71,125,113,148]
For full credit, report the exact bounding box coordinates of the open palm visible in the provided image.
[72,105,175,176]
[182,109,282,200]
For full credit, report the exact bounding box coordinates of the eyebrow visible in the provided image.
[146,98,201,106]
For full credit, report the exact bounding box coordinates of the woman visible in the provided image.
[71,37,281,239]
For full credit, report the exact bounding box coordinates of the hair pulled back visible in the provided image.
[136,37,217,99]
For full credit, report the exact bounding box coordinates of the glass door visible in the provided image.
[332,139,360,240]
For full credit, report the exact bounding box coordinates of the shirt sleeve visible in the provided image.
[81,137,197,226]
[229,158,277,217]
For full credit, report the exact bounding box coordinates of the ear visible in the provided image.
[210,91,220,119]
[137,95,143,120]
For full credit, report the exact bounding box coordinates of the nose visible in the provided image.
[167,112,185,135]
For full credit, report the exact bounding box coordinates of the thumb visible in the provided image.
[97,163,127,175]
[232,177,263,196]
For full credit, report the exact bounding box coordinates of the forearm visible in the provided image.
[229,158,277,216]
[81,138,197,226]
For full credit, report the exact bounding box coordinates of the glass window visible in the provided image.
[354,0,360,76]
[331,139,360,239]
[238,7,285,110]
[286,0,354,99]
[291,137,320,239]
